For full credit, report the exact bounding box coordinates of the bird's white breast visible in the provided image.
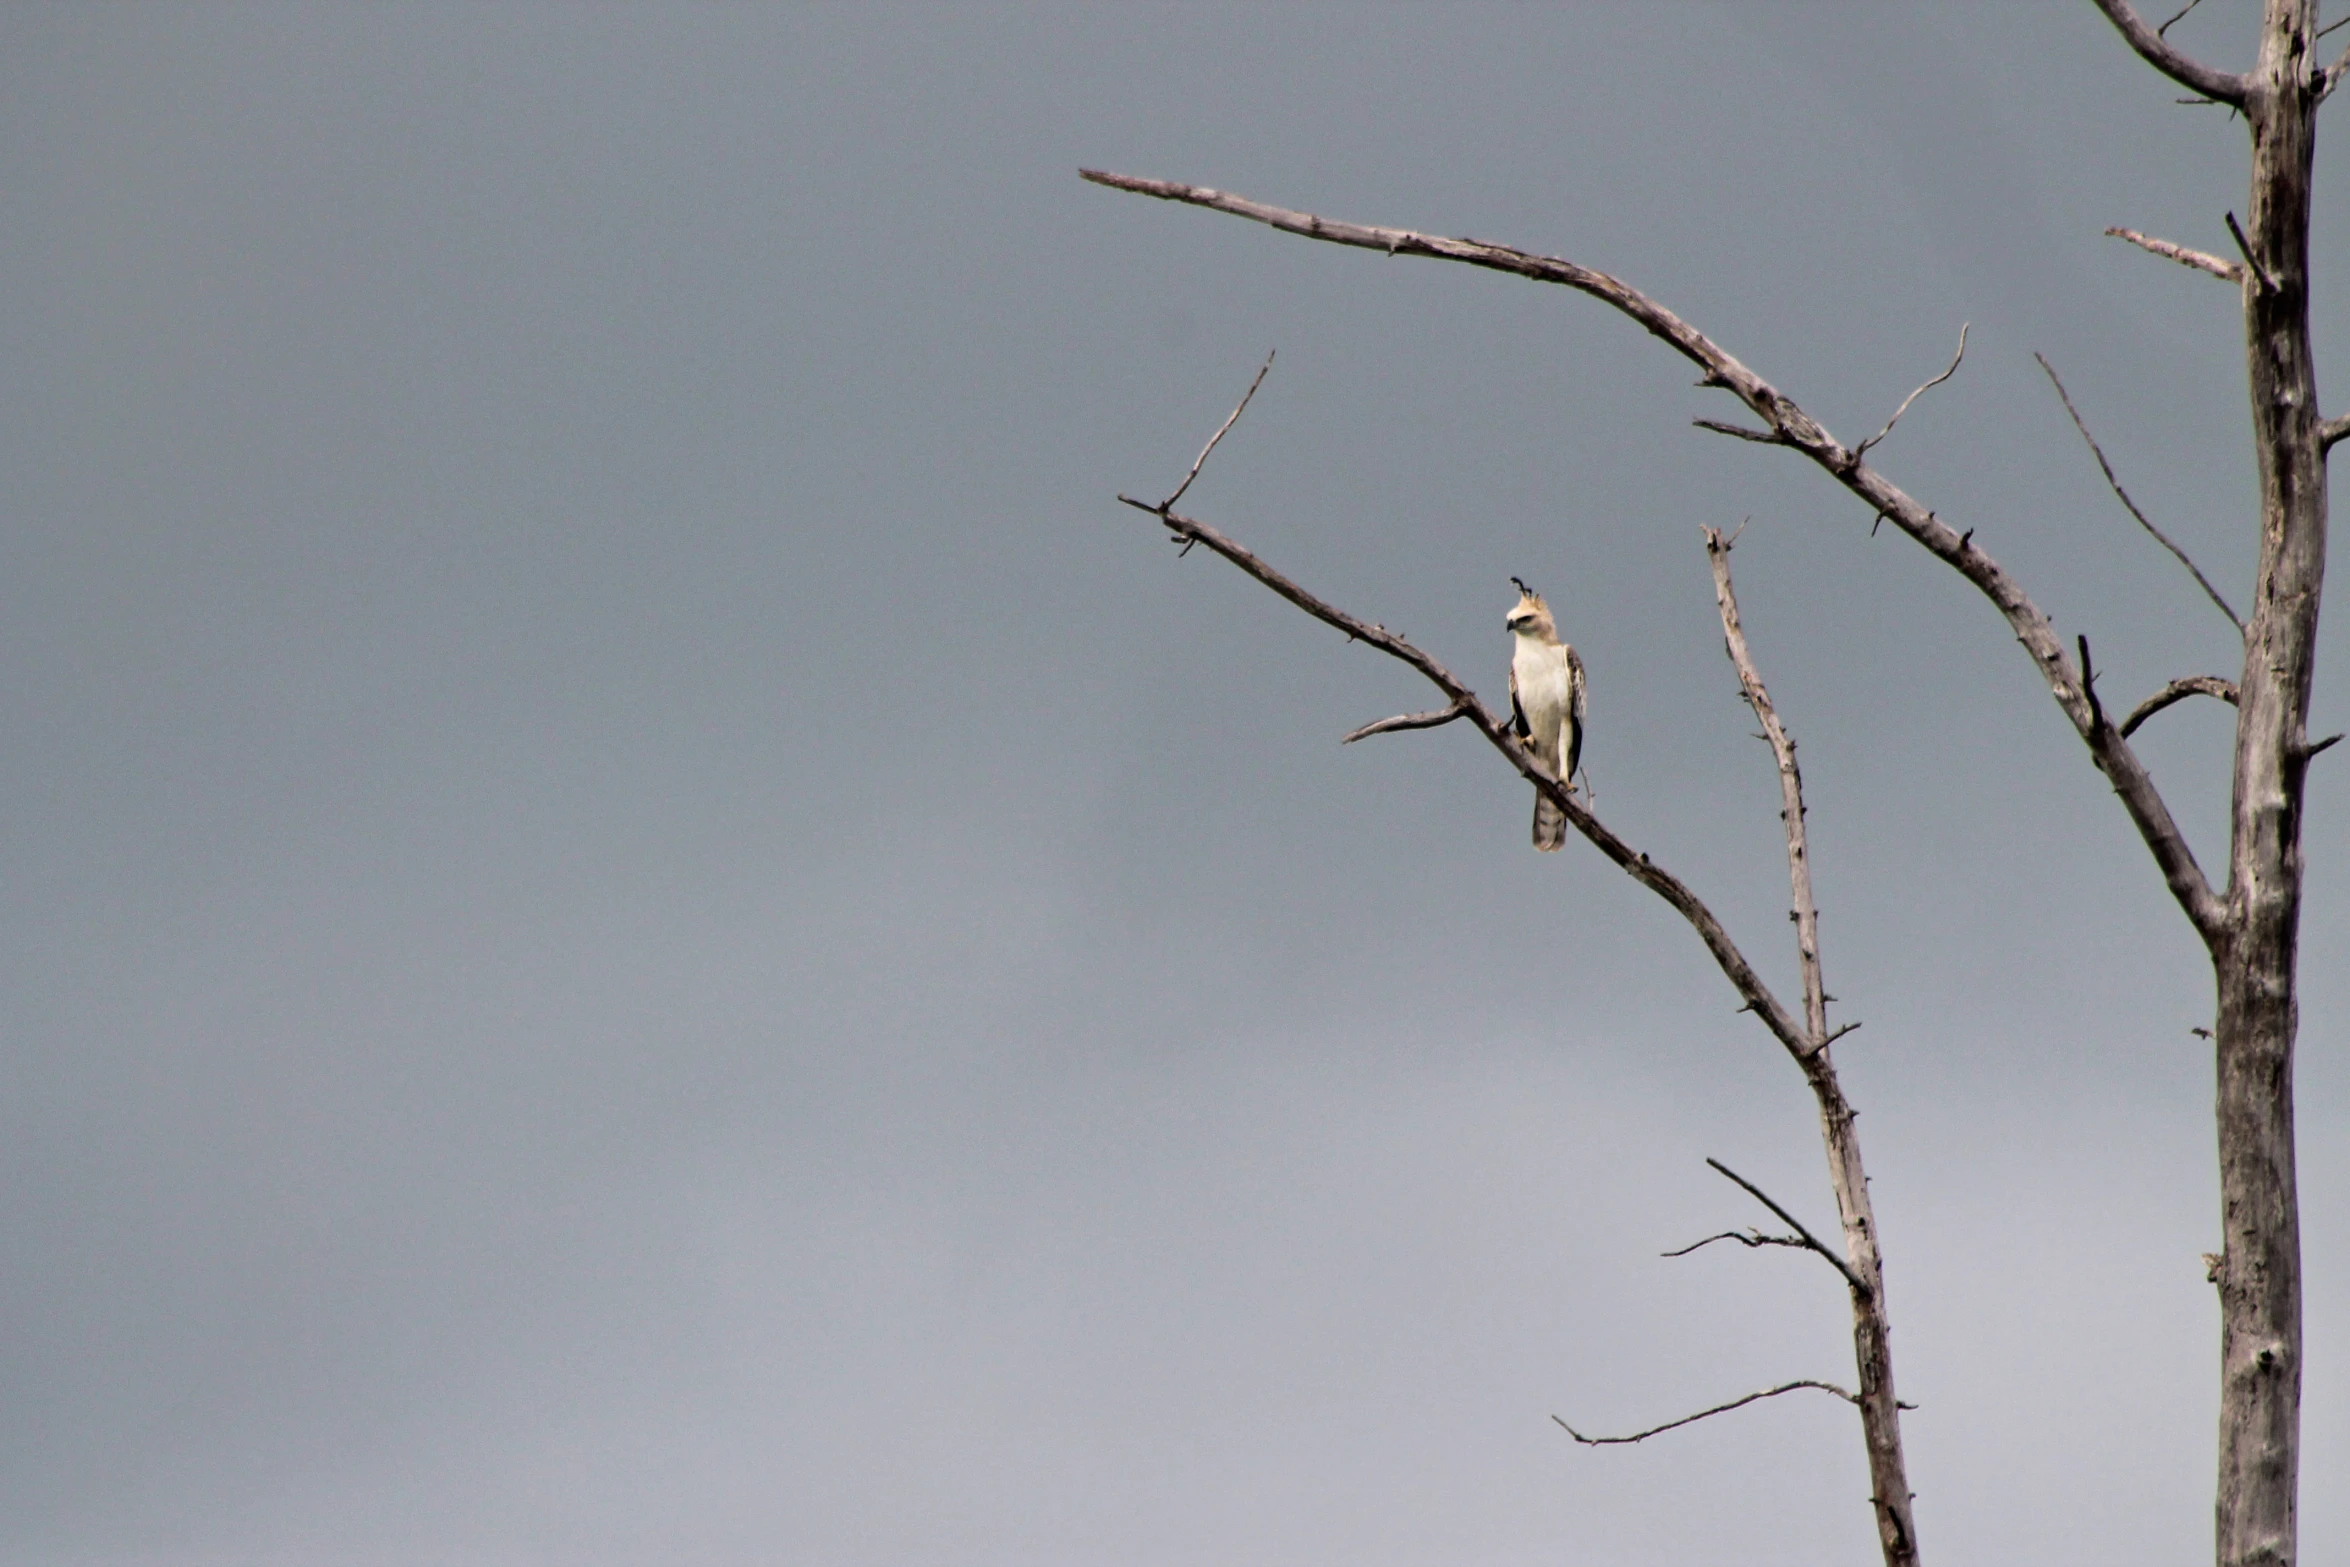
[1513,642,1577,723]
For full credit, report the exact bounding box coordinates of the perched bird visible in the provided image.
[1506,577,1586,852]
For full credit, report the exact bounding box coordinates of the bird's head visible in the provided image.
[1505,577,1554,637]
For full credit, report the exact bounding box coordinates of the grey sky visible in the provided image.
[1,4,2343,1564]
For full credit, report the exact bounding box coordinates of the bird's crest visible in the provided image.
[1506,576,1554,636]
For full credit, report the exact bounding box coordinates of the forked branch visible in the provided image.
[1082,169,2225,943]
[1706,1157,1868,1296]
[1118,365,1921,1560]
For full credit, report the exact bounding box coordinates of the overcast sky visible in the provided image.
[2,5,2345,1565]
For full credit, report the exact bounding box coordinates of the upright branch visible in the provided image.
[1703,533,1918,1567]
[1706,527,1827,1040]
[1080,168,2228,945]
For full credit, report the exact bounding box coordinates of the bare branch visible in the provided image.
[2079,635,2111,733]
[1553,1381,1857,1447]
[1111,491,1819,1060]
[2089,0,2249,104]
[2156,0,2204,38]
[2121,675,2242,737]
[1853,323,1968,461]
[2105,225,2244,282]
[1163,350,1274,511]
[1660,1228,1809,1258]
[2224,211,2278,294]
[1341,702,1469,744]
[1693,417,1786,445]
[1083,170,2228,942]
[2034,353,2245,634]
[2319,413,2350,453]
[1706,526,1828,1045]
[1706,1158,1869,1297]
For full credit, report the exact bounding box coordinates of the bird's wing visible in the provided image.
[1565,646,1587,784]
[1508,660,1531,739]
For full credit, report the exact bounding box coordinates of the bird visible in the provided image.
[1506,576,1586,852]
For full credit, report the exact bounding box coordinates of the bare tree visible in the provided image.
[1087,5,2338,1566]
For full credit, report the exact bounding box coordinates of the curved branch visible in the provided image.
[1553,1381,1857,1446]
[1341,703,1468,744]
[1853,323,1967,460]
[2319,413,2349,453]
[2089,0,2249,104]
[2121,675,2241,737]
[1082,170,2228,944]
[1660,1228,1809,1258]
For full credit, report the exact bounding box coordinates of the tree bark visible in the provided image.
[2212,5,2322,1563]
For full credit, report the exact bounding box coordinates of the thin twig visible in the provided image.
[2079,635,2110,733]
[1553,1381,1856,1446]
[1693,418,1786,445]
[1162,351,1275,511]
[1341,702,1470,744]
[1706,1158,1869,1297]
[2034,353,2245,634]
[2121,675,2241,737]
[1661,1228,1809,1258]
[2104,225,2243,282]
[1082,169,2226,941]
[2223,211,2276,293]
[2155,0,2204,36]
[1854,323,1967,460]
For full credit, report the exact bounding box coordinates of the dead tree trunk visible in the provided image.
[2210,8,2323,1563]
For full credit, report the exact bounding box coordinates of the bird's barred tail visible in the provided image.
[1533,792,1565,852]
